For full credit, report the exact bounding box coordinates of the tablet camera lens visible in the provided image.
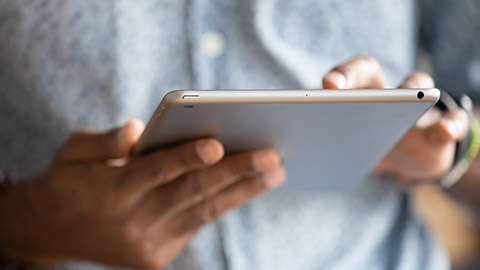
[417,91,424,100]
[184,105,194,109]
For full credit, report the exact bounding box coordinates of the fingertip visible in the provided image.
[444,118,457,136]
[453,109,469,140]
[322,71,346,89]
[253,149,282,172]
[262,167,287,189]
[436,119,457,142]
[125,118,146,134]
[210,139,225,159]
[440,109,469,141]
[196,139,225,164]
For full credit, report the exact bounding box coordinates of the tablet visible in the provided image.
[134,89,440,192]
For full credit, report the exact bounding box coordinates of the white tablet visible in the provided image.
[134,89,440,192]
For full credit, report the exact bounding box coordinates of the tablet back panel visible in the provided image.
[135,89,439,193]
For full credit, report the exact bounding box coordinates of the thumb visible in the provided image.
[424,109,469,146]
[58,119,145,162]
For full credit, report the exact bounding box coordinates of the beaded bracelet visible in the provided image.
[438,117,480,189]
[434,89,480,189]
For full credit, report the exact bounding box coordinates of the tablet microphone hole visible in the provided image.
[417,91,424,100]
[184,105,194,109]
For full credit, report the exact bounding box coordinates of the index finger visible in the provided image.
[118,138,224,193]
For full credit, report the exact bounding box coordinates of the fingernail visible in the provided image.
[253,150,280,171]
[328,71,346,88]
[262,168,287,189]
[196,140,222,164]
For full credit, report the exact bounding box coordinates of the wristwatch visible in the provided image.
[435,89,480,189]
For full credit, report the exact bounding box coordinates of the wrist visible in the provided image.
[0,182,34,263]
[437,117,480,189]
[434,90,479,189]
[0,180,59,266]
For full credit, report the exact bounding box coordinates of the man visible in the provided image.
[0,0,479,269]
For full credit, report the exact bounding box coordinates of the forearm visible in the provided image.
[0,182,52,265]
[0,183,38,263]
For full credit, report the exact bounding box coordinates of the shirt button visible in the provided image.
[199,31,226,58]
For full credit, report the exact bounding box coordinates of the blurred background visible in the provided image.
[413,185,480,270]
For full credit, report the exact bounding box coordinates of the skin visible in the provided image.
[325,56,480,217]
[0,120,286,268]
[0,55,477,268]
[322,56,470,186]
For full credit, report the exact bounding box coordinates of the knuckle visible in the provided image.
[116,166,136,188]
[120,221,143,241]
[202,201,217,223]
[70,129,93,138]
[225,155,244,172]
[146,161,165,182]
[230,177,266,204]
[178,143,197,167]
[67,131,82,142]
[195,200,217,226]
[249,176,268,193]
[241,152,260,171]
[118,152,183,191]
[128,158,166,185]
[180,172,204,202]
[223,153,255,176]
[178,200,220,233]
[62,132,83,150]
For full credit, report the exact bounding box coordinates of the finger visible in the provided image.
[398,71,435,88]
[322,56,388,89]
[58,119,145,162]
[142,149,281,216]
[171,168,286,235]
[119,138,224,193]
[424,109,469,145]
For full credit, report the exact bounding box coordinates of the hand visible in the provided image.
[0,119,285,268]
[322,56,469,187]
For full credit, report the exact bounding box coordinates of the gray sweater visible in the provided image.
[1,0,480,269]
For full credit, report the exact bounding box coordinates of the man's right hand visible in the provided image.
[0,119,285,269]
